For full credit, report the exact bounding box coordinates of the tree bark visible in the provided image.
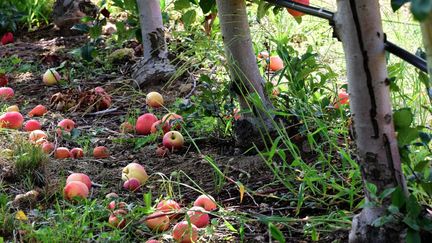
[421,14,432,84]
[132,0,175,88]
[334,0,408,242]
[216,0,275,149]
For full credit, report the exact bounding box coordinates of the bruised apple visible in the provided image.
[123,178,141,192]
[70,148,84,159]
[42,69,61,86]
[121,162,148,185]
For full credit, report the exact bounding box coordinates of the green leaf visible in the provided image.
[414,160,430,172]
[391,187,406,208]
[71,23,90,33]
[379,187,396,200]
[268,223,286,243]
[391,0,411,11]
[393,108,413,128]
[366,182,378,196]
[406,228,421,243]
[406,195,421,218]
[199,0,215,14]
[397,127,419,146]
[224,220,238,233]
[80,43,96,62]
[257,1,272,20]
[175,0,191,10]
[181,9,196,28]
[411,0,432,21]
[403,215,420,231]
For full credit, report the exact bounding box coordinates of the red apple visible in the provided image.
[123,178,141,192]
[335,91,350,108]
[63,181,89,201]
[161,113,183,131]
[136,113,158,135]
[56,118,75,136]
[70,148,84,159]
[163,131,184,150]
[146,92,164,108]
[186,206,209,228]
[150,120,170,134]
[0,87,14,100]
[66,173,91,190]
[107,201,128,211]
[28,105,48,117]
[93,146,109,159]
[42,68,61,86]
[41,141,55,154]
[1,32,14,45]
[24,119,42,132]
[268,56,284,72]
[156,199,181,219]
[55,147,70,159]
[0,111,23,129]
[172,221,199,243]
[193,194,217,211]
[121,163,148,184]
[145,211,170,232]
[108,209,127,229]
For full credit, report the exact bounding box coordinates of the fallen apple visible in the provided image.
[42,69,61,86]
[55,147,71,159]
[156,199,181,219]
[163,131,184,150]
[172,221,199,243]
[0,73,8,86]
[119,121,134,133]
[56,118,75,136]
[121,163,148,184]
[93,146,109,159]
[29,130,47,143]
[63,181,89,201]
[41,141,55,154]
[6,105,19,112]
[0,111,23,129]
[144,211,170,232]
[123,178,141,192]
[1,32,14,45]
[108,209,127,229]
[186,206,210,228]
[155,146,169,158]
[146,92,164,108]
[150,120,170,134]
[136,113,158,135]
[24,119,42,132]
[193,194,217,211]
[28,104,48,117]
[161,113,183,131]
[70,148,84,159]
[0,87,14,100]
[66,173,92,190]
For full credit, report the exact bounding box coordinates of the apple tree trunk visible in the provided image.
[421,14,432,84]
[334,0,408,242]
[132,0,175,88]
[215,0,275,148]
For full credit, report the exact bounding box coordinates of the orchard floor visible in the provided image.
[0,29,349,242]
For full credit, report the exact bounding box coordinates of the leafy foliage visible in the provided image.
[391,0,432,21]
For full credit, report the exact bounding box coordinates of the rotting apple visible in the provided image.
[172,221,199,243]
[146,92,164,108]
[186,206,210,228]
[193,194,217,211]
[136,113,158,135]
[163,131,184,150]
[29,130,47,143]
[161,113,183,131]
[105,192,119,199]
[93,146,110,159]
[150,120,170,134]
[63,181,89,201]
[42,68,61,86]
[121,163,148,185]
[56,118,75,136]
[24,119,42,132]
[66,173,92,190]
[70,148,84,159]
[0,87,14,100]
[155,146,169,158]
[145,211,170,232]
